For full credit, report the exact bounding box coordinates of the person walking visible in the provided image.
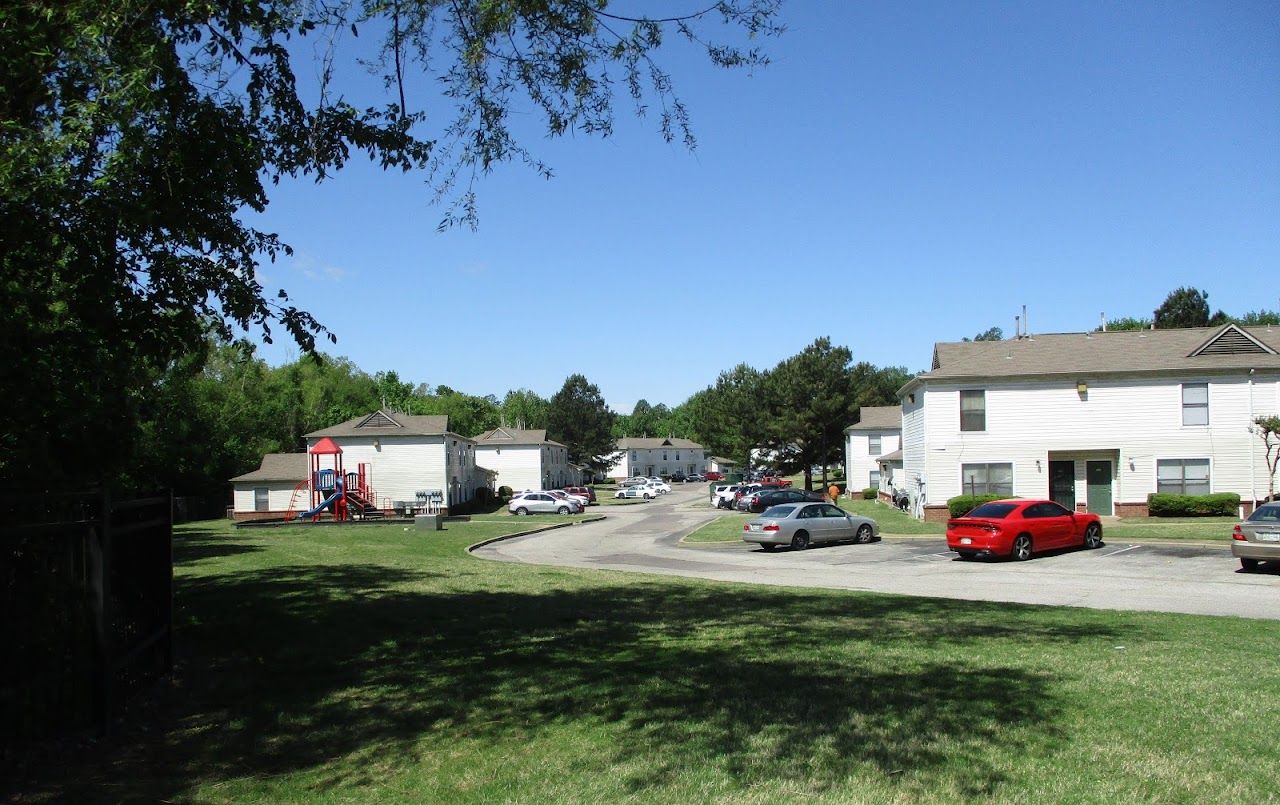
[828,483,840,504]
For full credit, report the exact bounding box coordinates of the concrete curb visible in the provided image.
[467,515,608,553]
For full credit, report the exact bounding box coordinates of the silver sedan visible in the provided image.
[742,502,879,551]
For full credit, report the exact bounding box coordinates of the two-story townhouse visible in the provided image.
[472,427,573,492]
[610,437,705,480]
[899,324,1280,522]
[844,405,902,493]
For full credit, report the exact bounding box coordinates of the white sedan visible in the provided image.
[645,480,672,494]
[614,486,655,500]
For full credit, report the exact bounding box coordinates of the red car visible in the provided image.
[705,471,724,481]
[946,499,1103,560]
[564,486,596,504]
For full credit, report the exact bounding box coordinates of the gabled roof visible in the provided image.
[230,453,308,483]
[616,437,703,450]
[305,410,453,439]
[709,456,737,465]
[878,449,904,463]
[473,428,566,448]
[903,324,1280,393]
[844,405,902,432]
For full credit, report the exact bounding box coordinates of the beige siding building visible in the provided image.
[610,437,705,480]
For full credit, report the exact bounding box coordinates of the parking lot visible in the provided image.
[475,484,1280,620]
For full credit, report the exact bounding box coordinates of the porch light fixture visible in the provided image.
[374,438,381,451]
[1076,380,1088,397]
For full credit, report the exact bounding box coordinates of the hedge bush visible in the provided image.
[861,487,877,500]
[1147,492,1240,517]
[947,494,1006,518]
[497,485,513,500]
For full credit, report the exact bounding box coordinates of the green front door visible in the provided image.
[1086,461,1112,515]
[1049,461,1075,511]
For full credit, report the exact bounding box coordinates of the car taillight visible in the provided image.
[1233,524,1246,541]
[763,524,780,532]
[743,523,751,532]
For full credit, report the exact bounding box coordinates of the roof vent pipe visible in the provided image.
[1022,305,1028,338]
[1015,315,1021,338]
[1100,312,1107,332]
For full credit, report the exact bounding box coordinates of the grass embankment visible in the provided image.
[11,519,1279,802]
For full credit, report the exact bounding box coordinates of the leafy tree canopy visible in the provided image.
[1153,287,1224,329]
[963,326,1004,342]
[1,0,781,485]
[546,374,617,471]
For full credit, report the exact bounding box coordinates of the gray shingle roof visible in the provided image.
[616,437,703,450]
[305,410,452,438]
[905,324,1280,392]
[845,405,901,432]
[230,453,308,483]
[473,427,566,448]
[878,449,904,463]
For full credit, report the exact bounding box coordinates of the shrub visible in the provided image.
[861,487,877,500]
[833,468,845,480]
[947,494,1005,518]
[497,485,513,500]
[1147,492,1240,517]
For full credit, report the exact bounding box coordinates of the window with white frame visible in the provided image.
[959,462,1013,496]
[254,488,269,512]
[960,390,986,432]
[1181,383,1208,426]
[1157,458,1210,496]
[870,470,880,488]
[868,434,882,455]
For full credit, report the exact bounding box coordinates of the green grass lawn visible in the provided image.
[1105,516,1237,542]
[11,518,1279,802]
[683,512,752,543]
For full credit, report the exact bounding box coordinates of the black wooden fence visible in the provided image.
[1,492,173,747]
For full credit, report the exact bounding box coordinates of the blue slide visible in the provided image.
[296,488,342,519]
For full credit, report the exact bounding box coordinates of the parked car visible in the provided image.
[670,471,687,482]
[705,471,724,481]
[615,486,655,500]
[645,479,672,494]
[712,484,739,507]
[508,491,580,515]
[742,502,879,551]
[620,477,649,488]
[684,473,706,483]
[548,489,589,508]
[746,488,824,513]
[946,499,1103,560]
[760,475,793,488]
[564,485,596,504]
[1232,501,1280,571]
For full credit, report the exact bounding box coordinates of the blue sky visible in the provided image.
[248,1,1279,414]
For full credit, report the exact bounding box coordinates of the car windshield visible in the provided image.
[967,502,1018,518]
[1247,504,1280,522]
[761,505,797,518]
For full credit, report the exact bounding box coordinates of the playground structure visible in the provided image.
[284,437,385,522]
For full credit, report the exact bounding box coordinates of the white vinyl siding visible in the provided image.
[903,373,1279,509]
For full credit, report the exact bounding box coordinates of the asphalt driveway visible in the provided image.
[474,484,1280,620]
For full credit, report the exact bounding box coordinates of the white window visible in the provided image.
[1157,459,1210,496]
[254,488,269,512]
[960,390,986,432]
[869,470,880,488]
[869,434,882,455]
[959,462,1013,496]
[1181,383,1208,426]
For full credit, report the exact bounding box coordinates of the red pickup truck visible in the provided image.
[760,475,792,488]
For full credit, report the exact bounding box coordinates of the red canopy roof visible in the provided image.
[309,437,343,455]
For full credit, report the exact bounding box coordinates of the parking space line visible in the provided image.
[1102,544,1142,558]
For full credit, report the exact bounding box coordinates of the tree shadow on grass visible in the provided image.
[172,526,265,565]
[11,565,1131,801]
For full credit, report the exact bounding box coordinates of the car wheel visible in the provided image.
[557,506,570,515]
[855,524,873,544]
[1083,523,1102,549]
[644,493,652,500]
[761,544,777,552]
[1241,557,1260,572]
[515,507,528,516]
[1010,533,1033,561]
[790,531,810,550]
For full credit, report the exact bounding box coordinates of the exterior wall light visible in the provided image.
[1076,380,1088,397]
